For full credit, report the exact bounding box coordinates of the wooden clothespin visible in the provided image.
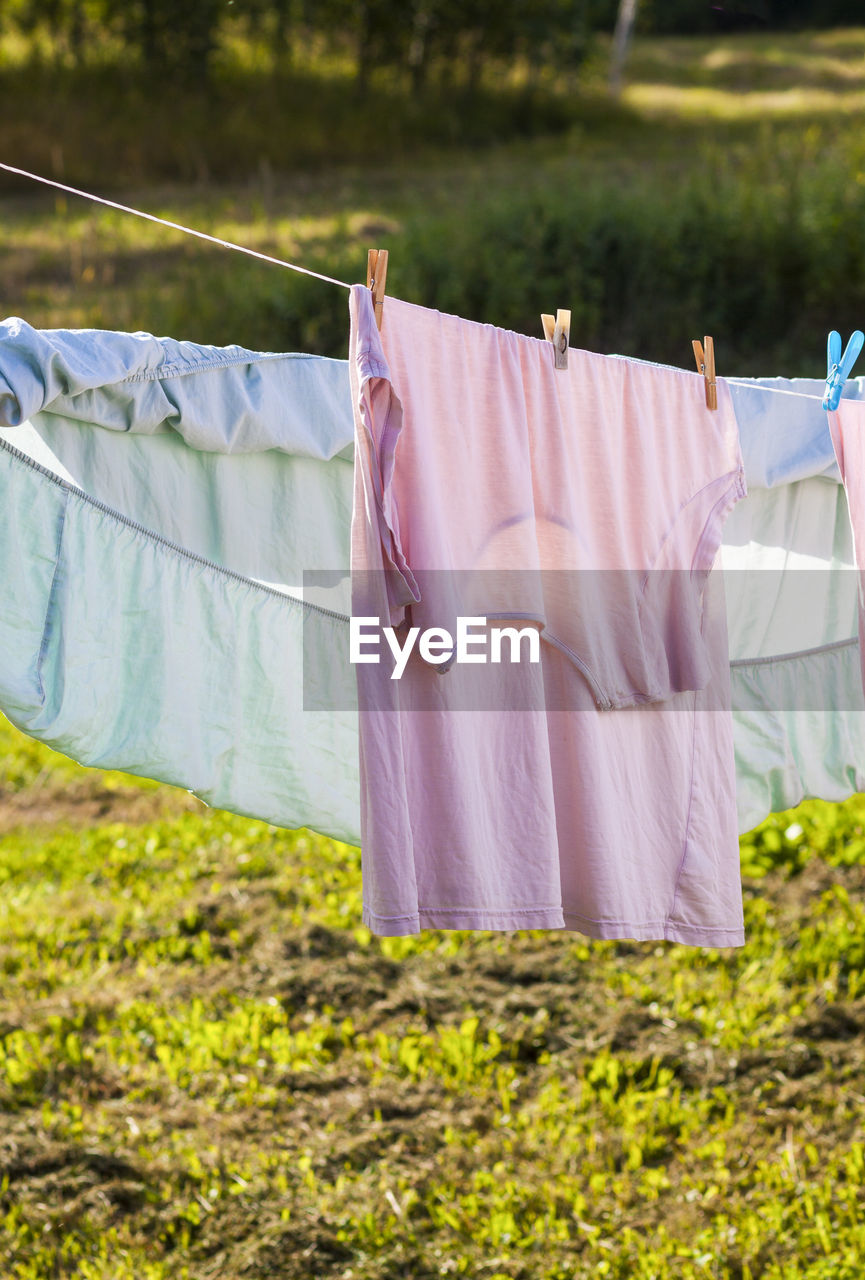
[367,248,388,331]
[692,335,717,410]
[541,309,570,370]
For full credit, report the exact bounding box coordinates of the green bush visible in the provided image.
[240,134,865,373]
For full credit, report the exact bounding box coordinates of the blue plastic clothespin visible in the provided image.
[822,330,864,411]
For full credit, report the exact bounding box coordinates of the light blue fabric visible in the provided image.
[722,476,865,831]
[713,374,865,827]
[0,321,361,845]
[0,438,360,841]
[0,321,356,605]
[0,317,353,459]
[726,374,865,489]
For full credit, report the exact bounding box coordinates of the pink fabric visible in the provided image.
[829,401,865,692]
[350,285,746,944]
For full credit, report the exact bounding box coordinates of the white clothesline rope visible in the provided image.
[0,162,353,291]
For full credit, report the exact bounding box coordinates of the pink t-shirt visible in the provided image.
[350,285,746,945]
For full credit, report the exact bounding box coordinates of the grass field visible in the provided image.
[4,724,865,1279]
[4,24,865,1280]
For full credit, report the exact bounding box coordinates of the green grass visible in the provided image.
[3,714,865,1278]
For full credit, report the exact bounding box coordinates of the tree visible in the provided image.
[609,0,638,96]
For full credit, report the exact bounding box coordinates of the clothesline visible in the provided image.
[0,162,353,291]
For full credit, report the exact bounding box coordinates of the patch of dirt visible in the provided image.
[0,1137,149,1227]
[0,780,203,834]
[753,854,865,918]
[793,1000,865,1042]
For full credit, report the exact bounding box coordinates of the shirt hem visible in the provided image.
[362,904,745,947]
[563,909,744,948]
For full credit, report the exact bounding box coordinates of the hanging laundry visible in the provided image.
[0,320,361,845]
[726,374,865,488]
[349,285,747,944]
[723,378,865,831]
[3,316,865,890]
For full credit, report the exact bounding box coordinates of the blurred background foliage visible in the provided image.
[4,0,612,83]
[3,4,865,370]
[3,0,862,83]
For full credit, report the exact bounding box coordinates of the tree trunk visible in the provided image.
[609,0,638,97]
